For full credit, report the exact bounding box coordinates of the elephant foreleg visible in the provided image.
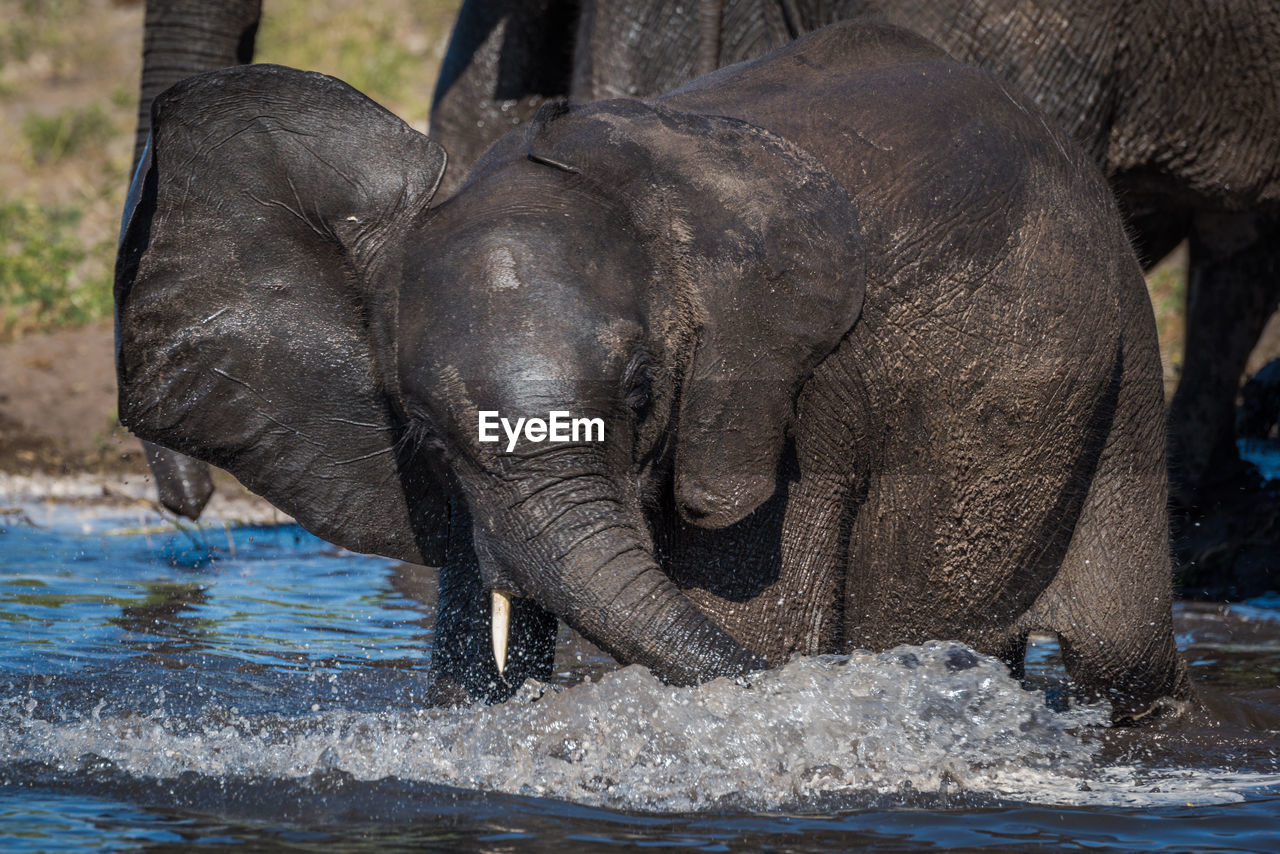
[429,0,578,200]
[1027,330,1192,722]
[1167,212,1280,508]
[135,0,262,163]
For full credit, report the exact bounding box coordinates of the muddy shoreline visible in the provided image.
[0,471,290,528]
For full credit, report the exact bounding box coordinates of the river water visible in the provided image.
[1,460,1278,851]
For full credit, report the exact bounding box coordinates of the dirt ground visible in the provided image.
[0,320,283,522]
[0,321,134,473]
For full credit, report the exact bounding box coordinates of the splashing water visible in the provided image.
[3,643,1111,812]
[2,484,1279,850]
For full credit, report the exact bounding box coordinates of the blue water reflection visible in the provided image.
[1,513,435,724]
[1,495,1278,851]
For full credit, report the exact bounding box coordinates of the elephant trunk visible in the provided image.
[471,465,764,685]
[554,533,763,685]
[697,0,724,77]
[134,0,262,163]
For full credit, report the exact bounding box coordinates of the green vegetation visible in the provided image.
[1,1,134,340]
[0,0,91,73]
[256,0,457,123]
[23,102,116,164]
[0,199,114,339]
[261,13,419,109]
[1145,252,1188,397]
[0,0,462,341]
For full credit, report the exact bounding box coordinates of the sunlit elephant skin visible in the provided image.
[435,0,1280,512]
[116,21,1190,720]
[123,0,263,518]
[131,0,1280,520]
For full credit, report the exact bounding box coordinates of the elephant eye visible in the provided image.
[403,409,446,456]
[624,354,655,421]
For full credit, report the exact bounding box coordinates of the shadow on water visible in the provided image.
[2,773,1278,853]
[3,770,1279,852]
[1175,440,1280,600]
[1,493,1278,851]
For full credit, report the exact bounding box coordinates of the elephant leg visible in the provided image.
[1026,336,1191,722]
[135,0,262,163]
[1167,212,1280,508]
[428,0,577,199]
[993,632,1030,681]
[128,0,262,519]
[425,501,558,707]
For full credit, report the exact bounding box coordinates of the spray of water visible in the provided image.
[0,642,1111,810]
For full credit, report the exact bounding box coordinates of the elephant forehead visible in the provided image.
[462,315,623,399]
[467,233,575,297]
[482,244,523,291]
[405,348,619,438]
[400,280,627,419]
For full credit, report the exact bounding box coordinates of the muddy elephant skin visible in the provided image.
[131,0,1280,517]
[116,22,1190,719]
[434,0,1280,509]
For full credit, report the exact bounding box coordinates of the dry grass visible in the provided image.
[1145,244,1188,399]
[255,0,459,129]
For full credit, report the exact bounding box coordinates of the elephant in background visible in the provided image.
[127,0,1280,523]
[116,21,1190,719]
[124,0,263,518]
[433,0,1280,516]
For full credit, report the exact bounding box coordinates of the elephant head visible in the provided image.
[116,65,864,696]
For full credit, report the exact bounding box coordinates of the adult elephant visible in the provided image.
[433,0,1280,512]
[124,0,263,518]
[129,1,1280,517]
[116,22,1190,719]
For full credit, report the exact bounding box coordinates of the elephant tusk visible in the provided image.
[491,589,512,675]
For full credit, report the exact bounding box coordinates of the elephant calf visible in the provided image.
[116,21,1190,720]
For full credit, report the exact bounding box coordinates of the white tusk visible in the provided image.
[491,589,512,675]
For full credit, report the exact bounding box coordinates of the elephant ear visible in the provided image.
[526,99,865,527]
[115,65,448,564]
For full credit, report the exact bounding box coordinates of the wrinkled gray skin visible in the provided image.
[116,22,1190,720]
[125,0,576,519]
[132,0,1280,519]
[432,0,1280,512]
[125,0,263,518]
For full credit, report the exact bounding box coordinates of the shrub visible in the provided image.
[0,199,113,338]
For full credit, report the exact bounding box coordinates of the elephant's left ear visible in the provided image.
[115,65,449,564]
[527,99,865,528]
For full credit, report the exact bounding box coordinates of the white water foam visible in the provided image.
[2,643,1275,812]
